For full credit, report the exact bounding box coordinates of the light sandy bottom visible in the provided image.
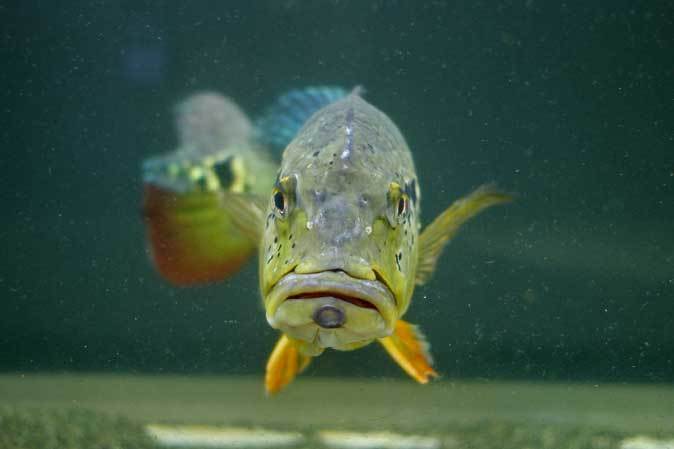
[0,374,672,448]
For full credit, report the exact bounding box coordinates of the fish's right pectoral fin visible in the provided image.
[265,334,312,395]
[217,190,267,244]
[416,184,513,285]
[379,320,438,384]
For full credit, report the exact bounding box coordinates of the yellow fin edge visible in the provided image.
[265,334,312,395]
[378,320,438,384]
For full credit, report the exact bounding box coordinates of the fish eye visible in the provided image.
[394,193,410,226]
[272,189,287,216]
[386,181,409,227]
[397,196,407,217]
[272,175,296,219]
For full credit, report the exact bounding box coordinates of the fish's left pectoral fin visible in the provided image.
[218,190,267,244]
[265,334,312,395]
[416,184,513,285]
[378,320,438,384]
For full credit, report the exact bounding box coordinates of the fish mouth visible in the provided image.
[265,270,398,342]
[287,291,378,310]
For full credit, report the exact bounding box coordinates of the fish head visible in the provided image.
[260,103,419,353]
[174,91,252,157]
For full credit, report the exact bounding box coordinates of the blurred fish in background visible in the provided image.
[142,87,347,285]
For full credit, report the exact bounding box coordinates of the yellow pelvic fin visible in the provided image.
[265,334,312,395]
[416,183,512,285]
[378,320,437,384]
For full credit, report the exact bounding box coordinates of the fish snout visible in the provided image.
[264,271,397,351]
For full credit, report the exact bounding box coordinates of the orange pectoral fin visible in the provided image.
[265,334,312,395]
[142,184,255,285]
[378,320,438,384]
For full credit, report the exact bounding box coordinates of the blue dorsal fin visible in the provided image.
[254,86,349,152]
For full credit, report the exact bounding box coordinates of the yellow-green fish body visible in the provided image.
[234,91,511,393]
[261,95,418,354]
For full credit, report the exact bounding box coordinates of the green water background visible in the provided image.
[1,1,672,384]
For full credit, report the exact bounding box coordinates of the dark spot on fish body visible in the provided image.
[274,236,278,243]
[312,151,320,157]
[196,176,208,191]
[292,243,296,248]
[358,195,368,208]
[213,158,234,188]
